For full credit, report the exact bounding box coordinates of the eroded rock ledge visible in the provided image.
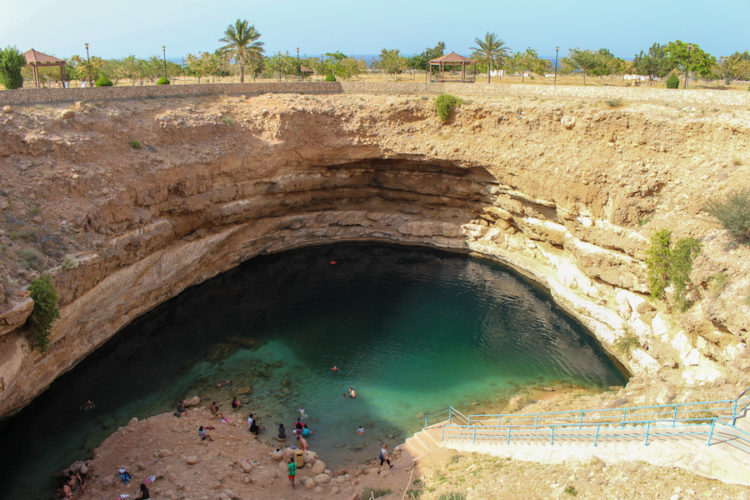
[1,93,749,417]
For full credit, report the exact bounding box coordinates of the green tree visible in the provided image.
[718,51,750,82]
[471,32,510,83]
[407,41,446,71]
[663,40,716,80]
[646,229,672,300]
[375,49,407,80]
[669,238,702,311]
[633,43,672,83]
[510,47,550,81]
[219,19,264,83]
[27,275,60,353]
[562,48,600,84]
[0,46,26,89]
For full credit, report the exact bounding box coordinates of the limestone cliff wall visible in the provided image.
[0,93,748,417]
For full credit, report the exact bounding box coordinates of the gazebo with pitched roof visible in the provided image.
[429,52,476,83]
[24,49,67,88]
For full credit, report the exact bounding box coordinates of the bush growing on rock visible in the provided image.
[325,74,336,82]
[27,274,60,352]
[156,77,170,85]
[705,188,750,244]
[434,94,461,122]
[666,73,680,89]
[646,229,702,311]
[95,76,113,87]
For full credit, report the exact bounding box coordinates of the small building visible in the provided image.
[24,49,67,89]
[429,52,476,83]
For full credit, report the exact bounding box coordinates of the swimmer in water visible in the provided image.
[80,400,95,411]
[357,425,365,435]
[331,364,339,373]
[349,387,356,399]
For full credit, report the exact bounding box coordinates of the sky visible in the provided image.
[2,0,748,61]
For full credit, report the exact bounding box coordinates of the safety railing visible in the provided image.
[425,387,750,451]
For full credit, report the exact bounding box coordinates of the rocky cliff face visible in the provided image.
[0,93,748,417]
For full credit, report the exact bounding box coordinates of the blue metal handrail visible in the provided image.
[425,387,750,451]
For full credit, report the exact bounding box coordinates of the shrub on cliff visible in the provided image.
[435,94,461,122]
[95,76,113,87]
[666,73,679,89]
[706,188,750,244]
[156,77,170,85]
[27,274,60,353]
[324,74,336,82]
[0,46,26,89]
[646,229,702,310]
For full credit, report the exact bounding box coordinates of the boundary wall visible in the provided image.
[1,80,749,107]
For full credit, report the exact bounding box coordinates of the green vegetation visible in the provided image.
[375,48,407,78]
[156,76,170,85]
[471,32,511,83]
[614,327,640,355]
[219,19,264,83]
[666,73,680,88]
[435,94,461,122]
[62,254,80,270]
[605,98,624,107]
[27,275,60,353]
[95,75,113,87]
[708,272,729,296]
[561,48,625,85]
[669,237,702,311]
[438,493,467,500]
[646,229,673,299]
[564,485,578,496]
[646,229,702,310]
[705,188,750,244]
[324,73,336,82]
[0,45,26,89]
[508,47,550,82]
[19,248,45,271]
[220,116,235,125]
[358,487,391,500]
[129,140,142,149]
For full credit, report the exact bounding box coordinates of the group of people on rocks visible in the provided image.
[58,467,87,499]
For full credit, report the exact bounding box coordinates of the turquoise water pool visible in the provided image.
[0,243,626,498]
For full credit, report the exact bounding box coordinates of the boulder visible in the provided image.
[304,478,315,489]
[271,450,283,461]
[561,115,576,129]
[183,396,200,407]
[159,449,173,458]
[60,109,75,119]
[303,450,317,463]
[185,456,198,465]
[1,105,11,114]
[240,461,253,473]
[314,473,331,485]
[311,460,326,475]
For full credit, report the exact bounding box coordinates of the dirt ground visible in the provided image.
[71,398,750,500]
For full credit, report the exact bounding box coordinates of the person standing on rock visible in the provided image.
[379,444,392,470]
[135,483,150,500]
[287,457,297,488]
[296,434,309,451]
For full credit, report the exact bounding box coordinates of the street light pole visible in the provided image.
[84,43,92,87]
[554,46,559,86]
[684,43,692,89]
[162,45,168,81]
[296,47,300,81]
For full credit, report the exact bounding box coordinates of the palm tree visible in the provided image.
[471,32,510,83]
[219,19,264,83]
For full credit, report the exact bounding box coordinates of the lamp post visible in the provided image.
[296,47,300,81]
[162,45,168,81]
[84,43,92,87]
[684,43,692,89]
[554,46,559,86]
